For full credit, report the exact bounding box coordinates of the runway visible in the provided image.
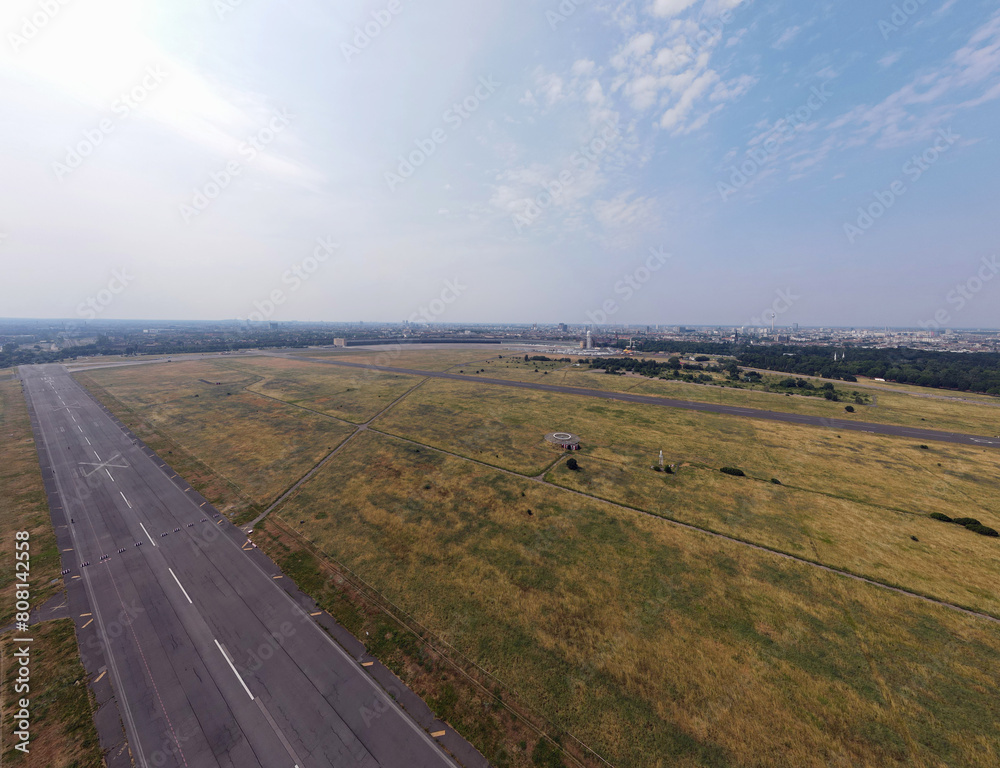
[21,364,472,768]
[288,356,1000,449]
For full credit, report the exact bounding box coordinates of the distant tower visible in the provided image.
[770,312,776,333]
[586,330,593,349]
[659,450,664,468]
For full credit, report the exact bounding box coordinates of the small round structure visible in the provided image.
[545,431,581,448]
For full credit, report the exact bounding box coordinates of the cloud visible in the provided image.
[650,0,700,20]
[828,10,1000,149]
[773,25,801,49]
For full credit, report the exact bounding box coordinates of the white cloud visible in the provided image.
[650,0,700,20]
[773,25,801,49]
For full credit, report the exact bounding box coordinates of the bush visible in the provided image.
[664,465,673,474]
[844,405,855,413]
[919,444,930,450]
[770,478,782,485]
[953,517,981,527]
[967,523,1000,537]
[929,512,953,523]
[566,457,579,471]
[720,467,746,477]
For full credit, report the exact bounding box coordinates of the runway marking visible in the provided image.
[81,618,94,629]
[77,426,83,432]
[168,568,193,604]
[272,575,282,579]
[214,639,253,700]
[120,491,132,509]
[106,469,115,481]
[85,437,91,445]
[310,611,322,616]
[63,548,73,552]
[431,730,446,738]
[93,450,101,460]
[94,670,106,683]
[72,575,80,580]
[139,522,157,547]
[80,613,92,617]
[255,699,305,768]
[199,502,206,507]
[361,661,374,667]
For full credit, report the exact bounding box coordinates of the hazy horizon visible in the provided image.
[2,0,998,328]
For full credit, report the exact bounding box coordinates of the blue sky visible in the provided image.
[1,0,998,328]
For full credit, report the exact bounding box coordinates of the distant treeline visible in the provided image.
[631,340,1000,395]
[0,334,320,369]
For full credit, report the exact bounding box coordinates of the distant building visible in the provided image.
[586,330,593,349]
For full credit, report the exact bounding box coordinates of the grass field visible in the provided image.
[0,378,62,627]
[0,375,103,768]
[289,346,506,371]
[373,379,1000,616]
[69,351,1000,767]
[217,355,423,423]
[455,356,1000,438]
[76,361,356,522]
[1,620,103,768]
[267,430,1000,768]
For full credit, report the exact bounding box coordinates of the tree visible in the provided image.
[566,457,579,471]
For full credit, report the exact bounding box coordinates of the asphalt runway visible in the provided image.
[289,356,1000,449]
[22,364,468,768]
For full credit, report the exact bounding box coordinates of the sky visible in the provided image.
[1,0,999,329]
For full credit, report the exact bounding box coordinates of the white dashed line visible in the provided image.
[168,568,193,604]
[139,522,156,547]
[119,492,132,509]
[215,639,253,700]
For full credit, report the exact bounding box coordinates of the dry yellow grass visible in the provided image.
[468,357,1000,437]
[290,346,505,371]
[76,362,355,518]
[374,379,1000,615]
[218,355,423,423]
[0,379,61,626]
[272,430,1000,768]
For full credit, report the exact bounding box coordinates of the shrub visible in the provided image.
[953,517,981,527]
[566,457,579,471]
[664,465,673,474]
[919,444,930,450]
[844,405,855,413]
[929,512,953,523]
[720,467,746,477]
[771,478,782,485]
[967,523,1000,537]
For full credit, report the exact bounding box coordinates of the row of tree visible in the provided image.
[630,341,1000,396]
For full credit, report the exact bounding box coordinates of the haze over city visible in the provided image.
[2,0,999,327]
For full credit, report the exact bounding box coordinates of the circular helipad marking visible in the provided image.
[545,431,580,446]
